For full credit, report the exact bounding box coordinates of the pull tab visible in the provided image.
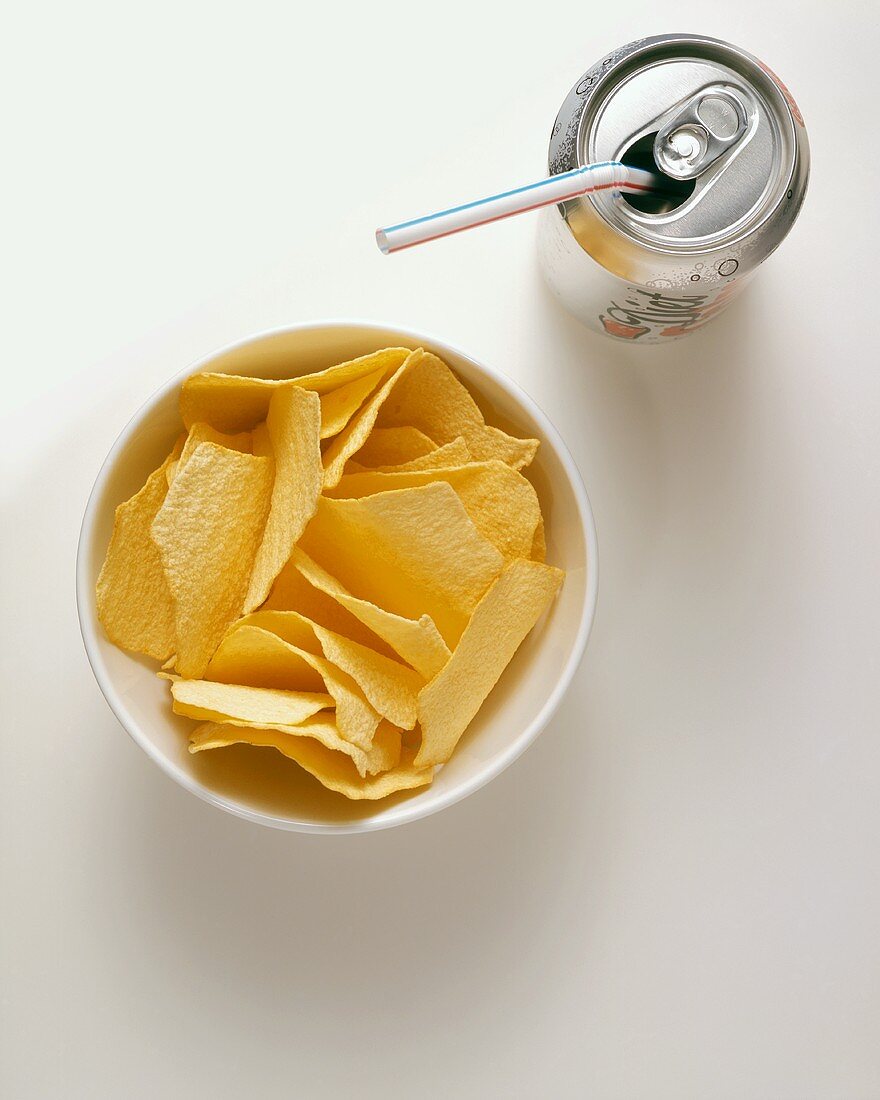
[653,86,748,181]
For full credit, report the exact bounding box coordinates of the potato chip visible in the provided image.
[96,443,182,661]
[190,723,433,800]
[299,483,503,646]
[237,609,422,730]
[416,559,564,766]
[530,516,546,562]
[289,549,451,679]
[206,624,323,692]
[288,349,411,393]
[207,625,380,749]
[171,679,333,726]
[311,623,422,730]
[371,436,471,473]
[251,421,271,457]
[244,386,322,612]
[190,715,398,776]
[319,367,388,439]
[164,434,188,486]
[355,720,402,775]
[352,426,437,468]
[321,351,418,488]
[151,442,273,678]
[190,714,397,778]
[263,557,398,656]
[375,351,539,469]
[167,422,251,486]
[179,349,411,432]
[329,460,541,564]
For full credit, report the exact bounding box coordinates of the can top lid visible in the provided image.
[579,36,803,252]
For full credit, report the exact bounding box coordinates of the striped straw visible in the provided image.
[376,161,665,254]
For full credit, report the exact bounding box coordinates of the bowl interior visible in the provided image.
[78,323,594,831]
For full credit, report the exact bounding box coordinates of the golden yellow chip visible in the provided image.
[372,436,471,473]
[167,422,251,486]
[179,349,411,432]
[375,351,539,469]
[319,367,388,439]
[208,623,323,691]
[190,723,432,800]
[251,421,271,457]
[96,443,182,661]
[164,435,186,486]
[290,549,451,679]
[299,483,503,647]
[329,460,541,564]
[189,714,397,778]
[263,557,398,656]
[361,720,403,775]
[207,625,380,750]
[352,426,437,467]
[171,679,333,726]
[151,442,273,678]
[312,623,422,730]
[416,559,564,766]
[244,386,322,612]
[321,351,418,488]
[238,609,422,730]
[530,516,546,562]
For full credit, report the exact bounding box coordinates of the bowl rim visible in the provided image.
[76,319,599,833]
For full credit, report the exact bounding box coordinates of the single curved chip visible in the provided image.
[96,440,183,661]
[371,437,471,473]
[244,386,322,612]
[206,625,380,749]
[179,349,411,432]
[251,422,271,457]
[530,516,546,563]
[298,483,503,647]
[328,460,541,564]
[375,351,539,469]
[321,351,419,488]
[238,610,423,730]
[167,423,251,486]
[171,679,333,726]
[319,367,388,439]
[289,549,450,679]
[150,442,273,678]
[190,723,433,800]
[263,557,399,656]
[353,426,437,467]
[312,623,422,730]
[187,716,399,778]
[416,559,564,767]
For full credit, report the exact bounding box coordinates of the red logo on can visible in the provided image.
[756,60,805,127]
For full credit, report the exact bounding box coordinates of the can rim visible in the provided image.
[573,34,807,257]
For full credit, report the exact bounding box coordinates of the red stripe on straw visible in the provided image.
[384,180,655,253]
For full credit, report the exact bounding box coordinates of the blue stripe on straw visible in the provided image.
[382,162,622,232]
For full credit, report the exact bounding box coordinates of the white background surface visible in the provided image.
[2,1,878,1096]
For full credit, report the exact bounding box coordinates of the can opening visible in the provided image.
[619,132,696,214]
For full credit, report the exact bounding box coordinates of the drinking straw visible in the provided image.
[376,161,666,254]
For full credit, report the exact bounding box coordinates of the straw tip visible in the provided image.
[375,229,390,255]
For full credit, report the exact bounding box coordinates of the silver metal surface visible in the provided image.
[538,34,809,342]
[654,87,748,179]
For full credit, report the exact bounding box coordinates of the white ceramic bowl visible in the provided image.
[77,322,598,832]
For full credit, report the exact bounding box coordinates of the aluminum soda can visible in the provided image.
[537,34,809,342]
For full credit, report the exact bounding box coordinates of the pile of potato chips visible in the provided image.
[97,348,564,800]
